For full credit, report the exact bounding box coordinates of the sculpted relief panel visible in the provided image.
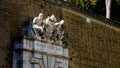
[13,13,69,68]
[25,53,68,68]
[13,39,68,68]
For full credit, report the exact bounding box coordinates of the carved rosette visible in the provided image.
[22,13,67,45]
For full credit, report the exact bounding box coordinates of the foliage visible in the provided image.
[80,0,98,10]
[65,0,120,22]
[116,0,120,5]
[66,0,99,10]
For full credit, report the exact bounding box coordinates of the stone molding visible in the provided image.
[14,38,68,58]
[13,37,69,68]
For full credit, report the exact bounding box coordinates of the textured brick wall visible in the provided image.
[0,0,62,68]
[62,8,120,68]
[0,0,120,68]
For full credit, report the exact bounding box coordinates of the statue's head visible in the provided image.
[50,14,57,22]
[38,13,43,17]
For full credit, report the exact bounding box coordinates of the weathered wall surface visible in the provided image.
[0,0,120,68]
[62,8,120,68]
[0,0,62,68]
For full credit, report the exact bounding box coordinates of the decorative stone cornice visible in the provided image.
[13,38,69,68]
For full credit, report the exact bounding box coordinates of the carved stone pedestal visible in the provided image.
[13,37,69,68]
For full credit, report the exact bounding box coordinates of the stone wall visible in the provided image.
[0,0,120,68]
[62,8,120,68]
[0,0,62,68]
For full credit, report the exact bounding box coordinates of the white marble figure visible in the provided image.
[50,14,57,22]
[33,25,44,32]
[33,13,43,24]
[49,14,57,28]
[43,14,57,26]
[42,16,55,41]
[54,20,64,30]
[54,20,64,26]
[22,13,66,45]
[43,16,51,25]
[32,13,44,37]
[43,15,56,33]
